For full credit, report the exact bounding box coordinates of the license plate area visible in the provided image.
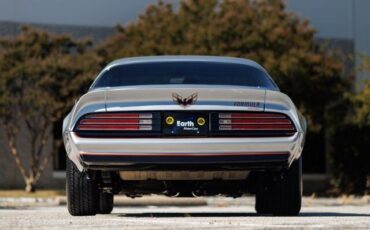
[162,112,208,136]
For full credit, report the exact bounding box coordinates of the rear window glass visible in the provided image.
[93,61,276,89]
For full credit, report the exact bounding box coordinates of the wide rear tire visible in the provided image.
[66,158,98,216]
[98,192,114,214]
[255,157,302,216]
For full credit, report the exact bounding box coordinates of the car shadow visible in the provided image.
[116,212,370,218]
[300,212,370,217]
[116,212,257,217]
[0,206,21,210]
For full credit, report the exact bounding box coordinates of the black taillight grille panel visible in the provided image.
[74,111,296,138]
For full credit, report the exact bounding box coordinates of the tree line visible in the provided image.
[0,0,368,193]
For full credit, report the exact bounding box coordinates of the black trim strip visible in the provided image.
[81,153,289,164]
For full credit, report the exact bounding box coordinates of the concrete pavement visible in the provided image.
[0,196,369,229]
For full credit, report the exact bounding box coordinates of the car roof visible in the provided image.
[104,55,265,71]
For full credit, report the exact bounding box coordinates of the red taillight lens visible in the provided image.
[219,113,286,119]
[217,112,295,133]
[76,113,154,131]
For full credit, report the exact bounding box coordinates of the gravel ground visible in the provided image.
[0,197,369,229]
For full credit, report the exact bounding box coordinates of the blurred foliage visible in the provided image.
[354,55,370,125]
[0,27,100,191]
[326,80,370,194]
[328,124,370,194]
[0,26,100,124]
[97,0,349,132]
[352,82,370,126]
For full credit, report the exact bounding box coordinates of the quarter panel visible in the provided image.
[68,89,107,131]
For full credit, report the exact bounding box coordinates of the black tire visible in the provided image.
[98,192,114,214]
[255,157,302,216]
[255,172,273,214]
[66,158,98,216]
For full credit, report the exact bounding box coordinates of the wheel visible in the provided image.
[255,157,302,216]
[66,158,98,216]
[98,192,114,214]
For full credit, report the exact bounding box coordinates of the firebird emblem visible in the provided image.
[172,93,198,107]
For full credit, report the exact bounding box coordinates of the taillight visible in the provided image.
[74,112,160,137]
[211,112,296,137]
[77,113,153,131]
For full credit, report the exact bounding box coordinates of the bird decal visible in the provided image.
[172,93,198,107]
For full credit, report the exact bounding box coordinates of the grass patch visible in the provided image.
[0,190,65,198]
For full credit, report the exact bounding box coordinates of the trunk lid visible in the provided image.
[104,85,266,112]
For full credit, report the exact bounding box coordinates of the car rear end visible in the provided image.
[73,111,298,167]
[63,56,306,216]
[65,85,304,171]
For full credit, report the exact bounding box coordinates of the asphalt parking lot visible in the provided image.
[0,197,369,229]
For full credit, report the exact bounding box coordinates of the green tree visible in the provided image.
[0,27,100,192]
[324,53,370,194]
[326,80,370,194]
[353,55,370,125]
[97,0,349,172]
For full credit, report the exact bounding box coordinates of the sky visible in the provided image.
[0,0,179,27]
[0,0,366,41]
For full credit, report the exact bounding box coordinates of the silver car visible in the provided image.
[63,56,306,216]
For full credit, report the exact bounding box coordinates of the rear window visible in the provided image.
[92,61,277,89]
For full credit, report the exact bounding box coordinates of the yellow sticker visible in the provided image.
[197,117,206,126]
[165,116,175,125]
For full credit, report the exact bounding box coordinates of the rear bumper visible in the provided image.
[81,152,289,171]
[64,132,304,171]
